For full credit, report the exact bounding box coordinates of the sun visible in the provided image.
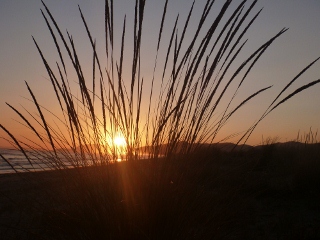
[113,134,126,148]
[112,133,127,161]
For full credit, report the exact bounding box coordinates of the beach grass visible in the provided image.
[1,0,320,239]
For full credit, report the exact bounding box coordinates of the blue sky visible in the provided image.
[1,0,320,147]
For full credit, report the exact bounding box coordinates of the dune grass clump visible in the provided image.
[1,0,320,165]
[0,0,320,239]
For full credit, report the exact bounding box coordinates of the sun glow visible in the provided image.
[114,135,126,148]
[112,133,127,161]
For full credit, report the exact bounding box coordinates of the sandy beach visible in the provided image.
[0,169,68,239]
[0,146,320,239]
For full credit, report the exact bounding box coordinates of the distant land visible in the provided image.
[137,141,320,155]
[1,141,319,154]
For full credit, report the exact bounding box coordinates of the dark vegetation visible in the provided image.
[0,0,320,239]
[1,143,320,239]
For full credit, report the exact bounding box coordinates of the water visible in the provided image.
[0,148,51,174]
[0,148,101,174]
[0,148,154,174]
[0,148,28,174]
[0,148,110,174]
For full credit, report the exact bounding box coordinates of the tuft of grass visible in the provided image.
[1,0,320,239]
[1,0,320,164]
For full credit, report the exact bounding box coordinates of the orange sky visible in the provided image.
[1,0,320,149]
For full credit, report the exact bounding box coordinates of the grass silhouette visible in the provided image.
[0,0,320,239]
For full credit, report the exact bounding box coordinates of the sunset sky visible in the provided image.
[1,0,320,148]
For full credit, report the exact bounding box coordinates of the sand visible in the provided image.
[0,151,320,239]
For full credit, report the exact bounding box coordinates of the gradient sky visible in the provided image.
[1,0,320,148]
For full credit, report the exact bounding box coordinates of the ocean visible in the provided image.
[0,148,50,174]
[0,148,152,174]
